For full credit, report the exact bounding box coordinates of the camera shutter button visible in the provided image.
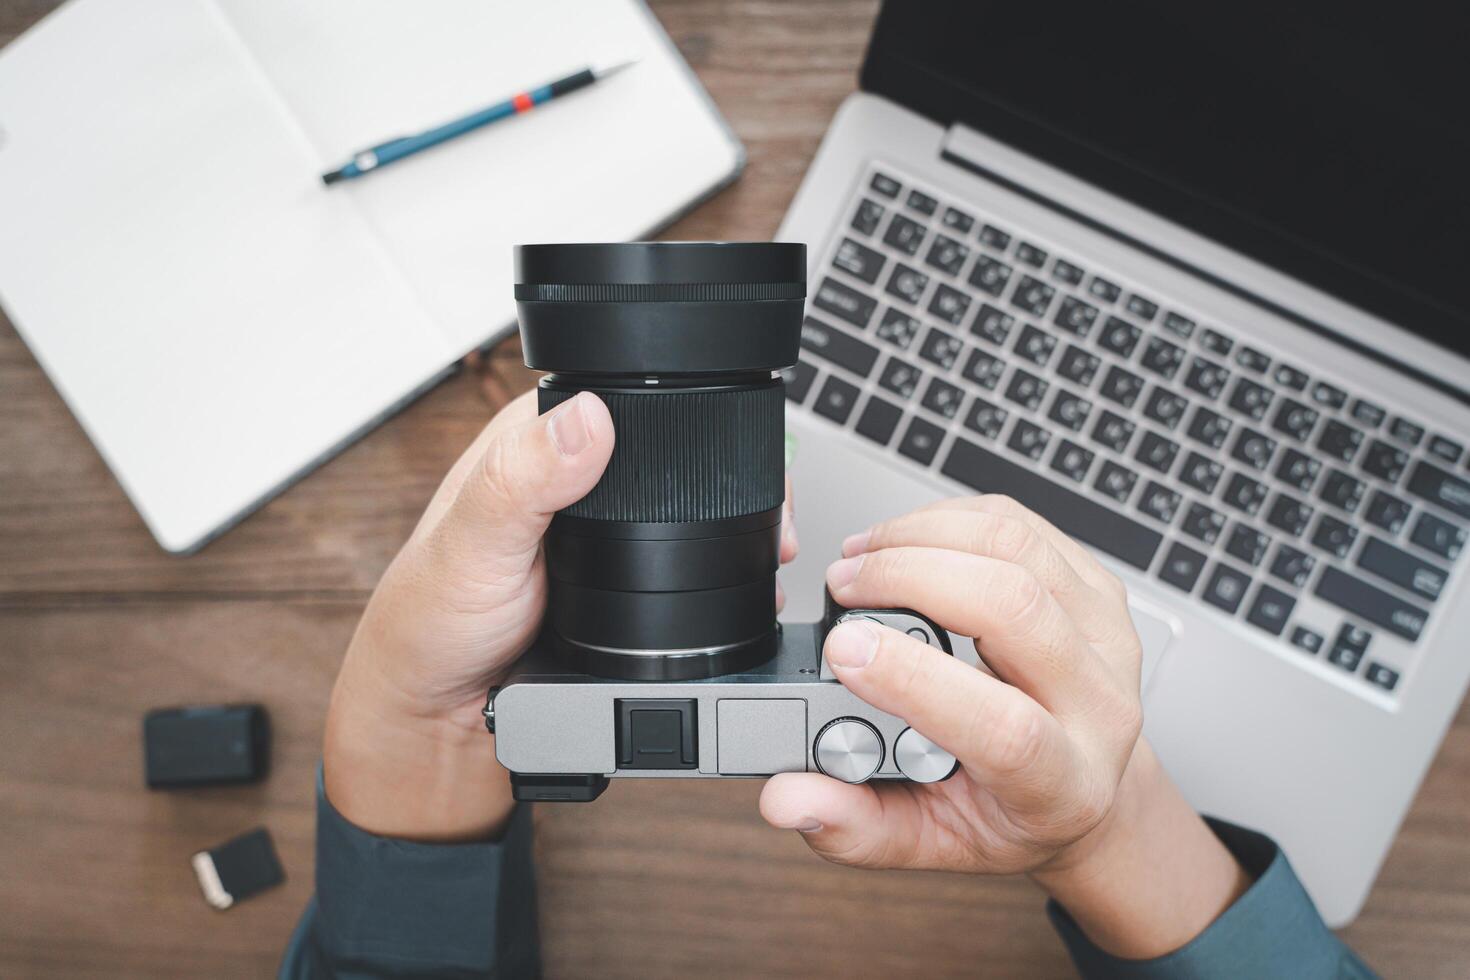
[894,727,958,783]
[813,718,884,783]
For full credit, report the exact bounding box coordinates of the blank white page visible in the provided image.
[216,0,744,354]
[0,0,452,552]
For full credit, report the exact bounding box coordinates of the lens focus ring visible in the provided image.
[541,382,784,523]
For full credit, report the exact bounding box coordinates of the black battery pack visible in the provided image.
[143,704,269,789]
[192,827,285,909]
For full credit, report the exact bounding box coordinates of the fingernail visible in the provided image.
[826,554,864,592]
[841,529,870,557]
[826,620,878,669]
[547,395,592,457]
[794,818,823,833]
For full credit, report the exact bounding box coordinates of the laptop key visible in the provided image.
[967,255,1013,297]
[1225,524,1270,566]
[977,224,1012,251]
[1223,472,1268,516]
[886,263,929,305]
[1015,242,1048,268]
[924,235,970,277]
[1230,427,1277,470]
[1311,382,1347,410]
[1271,398,1319,442]
[1162,311,1196,339]
[941,438,1162,570]
[869,172,901,198]
[1365,490,1412,534]
[1125,294,1159,322]
[854,396,903,446]
[1186,407,1232,450]
[1057,344,1102,386]
[898,416,945,465]
[1094,461,1139,503]
[918,328,963,371]
[1428,435,1464,465]
[1182,502,1227,544]
[1015,324,1058,367]
[1004,369,1048,411]
[1135,431,1180,474]
[971,303,1015,346]
[1159,542,1207,593]
[1048,391,1093,432]
[1290,626,1325,654]
[960,349,1006,390]
[1316,568,1428,641]
[1319,469,1365,513]
[906,189,937,216]
[851,198,885,236]
[1202,563,1251,614]
[921,378,965,420]
[1143,388,1188,430]
[1316,420,1363,463]
[1054,295,1100,337]
[812,375,859,425]
[883,214,926,255]
[1099,365,1145,408]
[1326,629,1368,673]
[1363,663,1400,692]
[833,238,885,284]
[1088,277,1122,303]
[1053,259,1086,286]
[1351,399,1386,428]
[1200,329,1233,356]
[1389,417,1425,446]
[813,278,877,328]
[1227,378,1273,420]
[1050,440,1096,483]
[801,317,880,377]
[1137,481,1182,524]
[927,283,971,326]
[1235,347,1271,374]
[1007,418,1051,460]
[963,398,1008,440]
[1091,411,1136,453]
[1139,336,1185,379]
[1410,512,1466,561]
[1246,585,1296,637]
[1180,453,1224,494]
[1011,275,1056,317]
[876,307,921,349]
[1362,439,1409,483]
[1271,544,1316,588]
[1405,461,1470,519]
[941,207,974,234]
[782,361,817,404]
[1098,317,1142,358]
[878,357,922,399]
[1274,448,1321,492]
[1359,537,1447,602]
[1311,515,1358,559]
[1183,357,1230,400]
[1266,493,1314,537]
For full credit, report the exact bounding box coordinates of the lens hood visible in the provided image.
[515,242,806,376]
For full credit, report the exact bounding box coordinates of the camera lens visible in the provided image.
[516,242,806,680]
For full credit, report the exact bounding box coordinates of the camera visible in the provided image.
[486,242,958,802]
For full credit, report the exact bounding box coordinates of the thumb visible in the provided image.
[429,390,615,566]
[759,772,925,869]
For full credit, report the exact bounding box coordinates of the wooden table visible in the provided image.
[2,2,1468,976]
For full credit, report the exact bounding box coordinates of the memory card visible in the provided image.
[191,828,284,910]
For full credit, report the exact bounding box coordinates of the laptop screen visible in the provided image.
[862,1,1470,368]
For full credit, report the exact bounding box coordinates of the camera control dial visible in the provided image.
[813,717,884,784]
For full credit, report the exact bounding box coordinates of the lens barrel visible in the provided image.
[516,243,806,680]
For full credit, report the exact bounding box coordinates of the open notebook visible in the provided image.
[0,0,743,552]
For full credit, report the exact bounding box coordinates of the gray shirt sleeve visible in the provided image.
[278,773,541,979]
[1047,818,1378,979]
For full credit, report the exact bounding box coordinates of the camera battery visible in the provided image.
[191,828,284,910]
[143,704,269,789]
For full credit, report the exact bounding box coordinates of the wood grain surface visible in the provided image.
[2,2,1467,977]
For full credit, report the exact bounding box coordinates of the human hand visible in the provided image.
[324,389,799,842]
[760,494,1246,957]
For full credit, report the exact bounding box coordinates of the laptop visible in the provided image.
[776,0,1470,926]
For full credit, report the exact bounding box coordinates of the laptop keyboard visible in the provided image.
[787,165,1470,699]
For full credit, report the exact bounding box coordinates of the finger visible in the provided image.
[760,773,931,869]
[776,577,786,614]
[842,511,1126,648]
[818,621,1079,807]
[423,391,615,573]
[920,495,1122,599]
[826,548,1117,717]
[780,473,799,564]
[412,391,539,539]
